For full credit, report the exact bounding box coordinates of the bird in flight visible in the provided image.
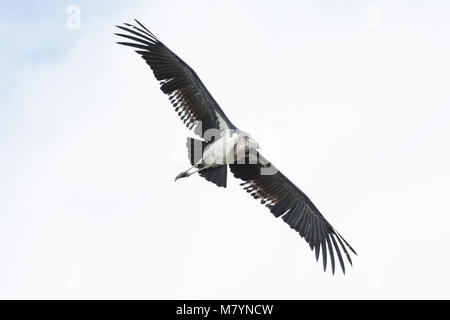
[115,19,356,274]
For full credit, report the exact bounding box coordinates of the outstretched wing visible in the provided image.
[229,153,356,274]
[115,19,235,136]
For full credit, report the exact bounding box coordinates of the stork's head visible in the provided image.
[237,130,261,151]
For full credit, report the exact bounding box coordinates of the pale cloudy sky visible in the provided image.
[1,1,450,299]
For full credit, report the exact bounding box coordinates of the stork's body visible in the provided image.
[116,19,357,274]
[175,129,258,180]
[201,130,241,166]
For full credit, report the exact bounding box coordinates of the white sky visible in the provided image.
[1,0,450,299]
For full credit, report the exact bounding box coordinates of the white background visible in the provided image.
[1,1,450,299]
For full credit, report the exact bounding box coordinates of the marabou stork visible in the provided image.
[115,20,356,274]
